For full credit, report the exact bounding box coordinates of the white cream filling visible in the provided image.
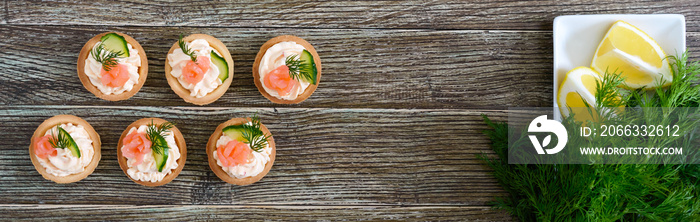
[123,125,181,183]
[84,42,141,95]
[259,41,311,100]
[213,134,271,179]
[36,123,95,177]
[167,39,223,98]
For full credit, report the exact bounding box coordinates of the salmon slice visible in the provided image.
[101,63,130,88]
[217,140,253,167]
[35,135,57,159]
[182,56,210,84]
[264,65,299,96]
[121,131,152,166]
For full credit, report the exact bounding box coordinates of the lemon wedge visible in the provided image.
[558,67,601,123]
[591,20,672,89]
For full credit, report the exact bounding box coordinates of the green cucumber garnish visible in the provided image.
[49,126,81,158]
[284,49,318,84]
[210,51,229,82]
[100,33,130,57]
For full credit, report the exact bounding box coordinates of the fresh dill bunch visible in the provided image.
[478,53,700,221]
[146,121,174,156]
[91,39,124,72]
[285,54,316,84]
[241,114,271,152]
[178,35,197,62]
[48,126,69,149]
[479,115,700,221]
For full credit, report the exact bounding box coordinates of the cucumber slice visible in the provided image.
[151,134,169,172]
[222,125,247,142]
[299,49,318,84]
[57,127,81,158]
[100,33,130,57]
[210,51,229,82]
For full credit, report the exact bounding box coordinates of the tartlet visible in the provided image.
[117,118,187,186]
[77,32,148,101]
[29,115,101,183]
[165,34,234,105]
[207,117,276,185]
[253,35,322,104]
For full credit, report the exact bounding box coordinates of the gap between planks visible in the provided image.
[0,23,557,32]
[0,105,513,112]
[0,204,495,209]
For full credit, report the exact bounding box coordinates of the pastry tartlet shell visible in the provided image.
[165,34,234,105]
[117,118,187,187]
[207,117,276,185]
[253,35,322,104]
[29,115,102,183]
[77,32,149,101]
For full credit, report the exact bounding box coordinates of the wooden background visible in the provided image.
[1,0,699,221]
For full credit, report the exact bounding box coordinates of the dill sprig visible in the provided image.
[595,68,627,109]
[241,114,271,152]
[146,121,174,155]
[91,39,124,72]
[285,54,316,84]
[178,35,197,62]
[48,126,69,149]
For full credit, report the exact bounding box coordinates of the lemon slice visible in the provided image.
[558,67,600,123]
[591,20,672,89]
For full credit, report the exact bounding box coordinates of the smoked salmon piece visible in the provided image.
[101,63,130,88]
[182,56,210,84]
[35,135,57,159]
[264,65,299,96]
[121,131,152,166]
[217,140,252,167]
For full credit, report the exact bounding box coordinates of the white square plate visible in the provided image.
[553,14,686,120]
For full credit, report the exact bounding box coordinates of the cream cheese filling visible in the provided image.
[37,123,95,177]
[167,39,223,98]
[123,125,181,183]
[84,42,141,95]
[258,41,311,100]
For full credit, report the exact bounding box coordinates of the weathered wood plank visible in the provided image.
[0,205,514,221]
[6,0,700,32]
[0,106,508,206]
[0,25,554,108]
[1,0,6,25]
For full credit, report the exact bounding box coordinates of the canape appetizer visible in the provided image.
[77,32,148,101]
[117,118,186,186]
[253,35,321,104]
[207,115,275,185]
[29,115,101,183]
[165,34,234,105]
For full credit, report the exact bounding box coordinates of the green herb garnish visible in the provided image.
[91,38,124,72]
[479,52,700,221]
[178,35,197,62]
[146,121,174,156]
[242,114,271,152]
[285,54,315,83]
[48,126,70,149]
[48,125,81,158]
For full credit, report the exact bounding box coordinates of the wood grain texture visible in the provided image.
[9,1,694,220]
[1,0,6,25]
[0,106,508,206]
[0,205,514,221]
[0,25,554,108]
[5,0,700,32]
